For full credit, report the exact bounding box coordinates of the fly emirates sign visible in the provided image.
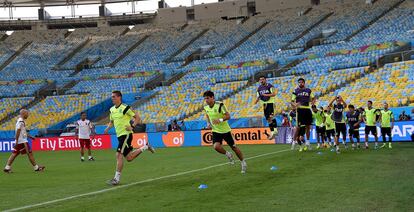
[32,135,111,151]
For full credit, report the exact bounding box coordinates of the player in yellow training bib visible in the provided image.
[203,91,247,174]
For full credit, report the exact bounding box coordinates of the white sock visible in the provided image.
[336,146,339,150]
[140,145,148,152]
[33,165,39,170]
[5,165,11,170]
[225,151,232,158]
[241,160,247,166]
[88,156,92,159]
[114,171,121,181]
[81,156,84,160]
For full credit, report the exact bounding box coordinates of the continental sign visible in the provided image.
[201,128,275,146]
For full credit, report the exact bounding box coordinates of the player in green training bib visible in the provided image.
[380,102,394,149]
[363,100,379,149]
[312,105,326,149]
[324,106,335,147]
[104,91,154,186]
[203,91,247,174]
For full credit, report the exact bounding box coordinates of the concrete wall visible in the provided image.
[255,0,311,13]
[157,7,187,24]
[194,0,248,21]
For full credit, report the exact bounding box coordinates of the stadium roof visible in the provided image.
[1,0,147,7]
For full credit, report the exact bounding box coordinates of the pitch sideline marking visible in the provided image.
[4,148,291,212]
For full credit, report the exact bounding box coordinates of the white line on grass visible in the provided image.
[4,148,291,212]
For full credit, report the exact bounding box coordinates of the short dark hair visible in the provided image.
[80,112,86,115]
[203,90,214,97]
[311,105,317,109]
[112,90,122,97]
[348,104,355,109]
[368,100,373,104]
[298,78,305,83]
[259,76,266,79]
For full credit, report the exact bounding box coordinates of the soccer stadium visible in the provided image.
[0,0,414,211]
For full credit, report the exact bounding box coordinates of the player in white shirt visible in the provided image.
[3,109,45,173]
[76,112,95,162]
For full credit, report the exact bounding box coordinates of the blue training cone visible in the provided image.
[317,151,323,155]
[270,166,278,171]
[198,184,208,189]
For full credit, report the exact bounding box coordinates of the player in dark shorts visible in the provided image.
[312,105,326,149]
[329,96,347,154]
[380,102,394,149]
[204,91,247,173]
[255,76,277,140]
[363,100,379,149]
[346,105,362,149]
[291,78,315,152]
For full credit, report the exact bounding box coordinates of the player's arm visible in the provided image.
[291,93,298,107]
[254,90,260,104]
[126,109,141,131]
[354,114,363,127]
[310,92,316,105]
[391,112,395,128]
[104,121,113,134]
[75,121,79,136]
[340,96,347,108]
[212,103,230,125]
[328,96,336,107]
[262,87,276,97]
[15,128,21,146]
[205,113,212,129]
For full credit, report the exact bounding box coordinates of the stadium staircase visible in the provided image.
[54,38,92,69]
[252,58,304,81]
[220,21,270,57]
[0,96,45,125]
[0,41,32,71]
[0,34,8,42]
[108,35,150,67]
[183,81,252,120]
[144,72,166,90]
[164,28,210,63]
[94,90,160,124]
[281,12,334,51]
[344,0,406,41]
[56,80,79,95]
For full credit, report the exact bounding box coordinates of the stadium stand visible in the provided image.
[0,0,413,133]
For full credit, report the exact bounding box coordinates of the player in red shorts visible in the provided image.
[3,109,45,173]
[76,112,95,162]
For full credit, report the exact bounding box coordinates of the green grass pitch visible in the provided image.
[1,143,413,211]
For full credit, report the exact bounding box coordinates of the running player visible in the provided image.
[363,100,379,149]
[291,78,315,151]
[329,96,347,153]
[204,91,247,173]
[312,105,326,149]
[346,105,362,149]
[324,106,335,147]
[254,76,277,140]
[380,102,394,149]
[3,109,45,173]
[104,91,154,186]
[76,112,95,162]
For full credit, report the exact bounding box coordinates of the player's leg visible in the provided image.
[380,128,387,148]
[387,129,392,149]
[341,125,347,149]
[4,152,18,173]
[334,123,341,153]
[80,139,85,161]
[316,127,321,149]
[86,140,95,161]
[372,127,379,149]
[224,133,247,173]
[321,127,326,147]
[125,135,154,162]
[25,143,45,172]
[213,132,234,164]
[349,129,355,149]
[364,127,370,149]
[355,131,361,148]
[109,135,128,185]
[291,127,297,150]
